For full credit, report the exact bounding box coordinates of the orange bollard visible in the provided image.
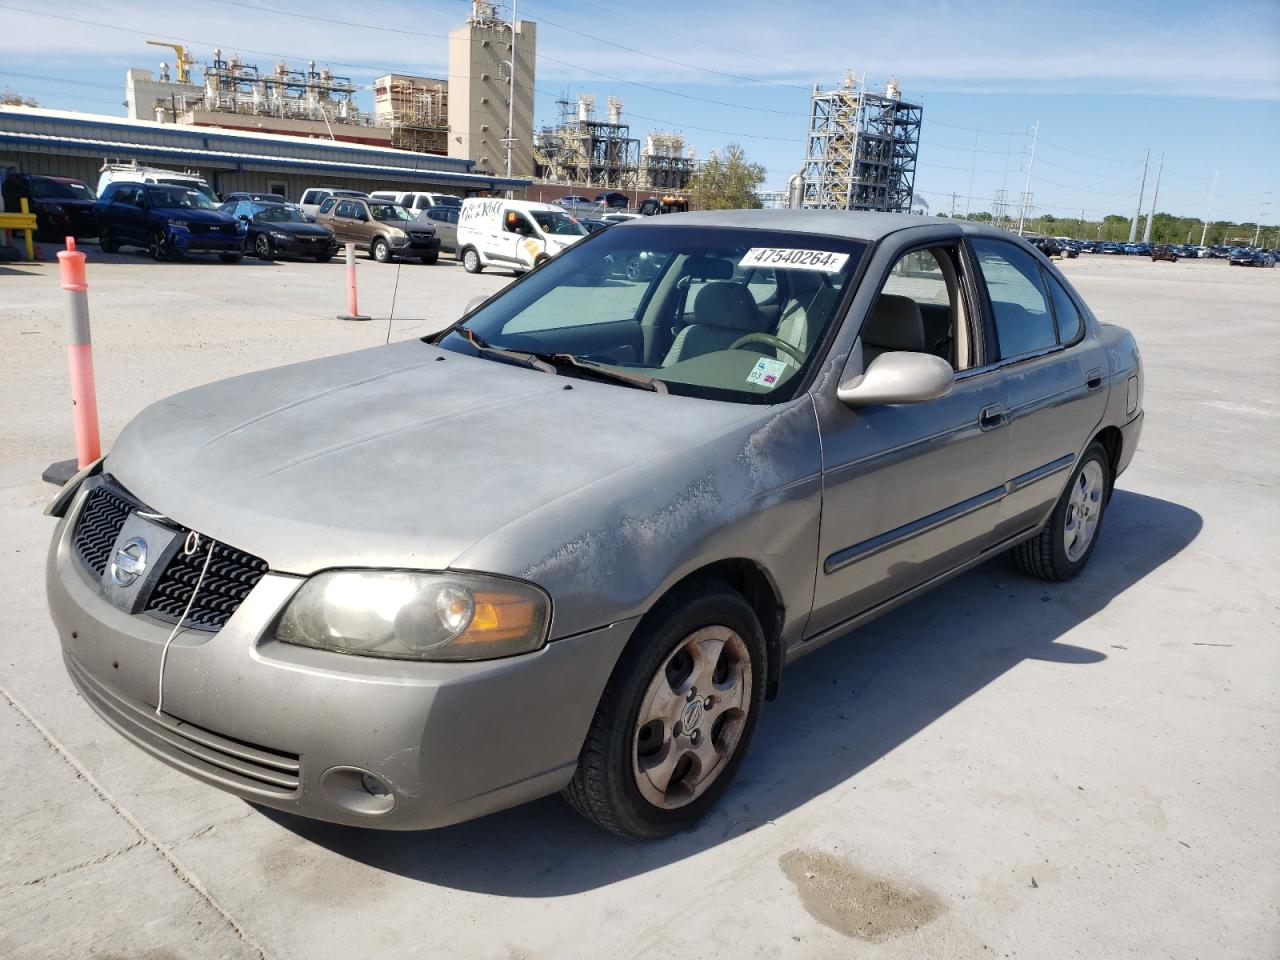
[337,242,370,321]
[58,237,101,467]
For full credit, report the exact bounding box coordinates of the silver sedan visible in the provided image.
[46,210,1143,838]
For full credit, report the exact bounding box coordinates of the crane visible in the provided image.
[146,41,194,84]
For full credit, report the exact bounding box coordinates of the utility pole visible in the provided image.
[950,192,958,217]
[1017,120,1039,236]
[503,0,518,196]
[1199,169,1218,248]
[1128,148,1149,243]
[1078,208,1085,240]
[1142,152,1163,244]
[1253,191,1272,247]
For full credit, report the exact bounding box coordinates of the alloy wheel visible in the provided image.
[632,626,752,809]
[255,235,272,259]
[1064,460,1104,562]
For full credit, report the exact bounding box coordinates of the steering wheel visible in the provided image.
[728,332,806,365]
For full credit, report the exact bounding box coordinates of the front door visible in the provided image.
[809,241,1012,636]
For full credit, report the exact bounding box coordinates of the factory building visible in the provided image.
[0,106,528,200]
[448,1,536,177]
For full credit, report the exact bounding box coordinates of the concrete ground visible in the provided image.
[1,245,1276,959]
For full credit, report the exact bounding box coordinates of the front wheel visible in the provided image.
[1013,441,1111,581]
[371,238,391,263]
[254,234,273,260]
[98,231,119,254]
[563,580,765,838]
[148,228,172,262]
[462,247,483,273]
[315,251,333,262]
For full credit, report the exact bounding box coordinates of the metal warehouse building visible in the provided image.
[0,106,530,200]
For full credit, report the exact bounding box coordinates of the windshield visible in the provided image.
[147,186,217,210]
[156,178,217,202]
[254,204,306,223]
[370,203,413,222]
[32,179,95,201]
[434,195,462,208]
[436,225,867,404]
[533,210,588,236]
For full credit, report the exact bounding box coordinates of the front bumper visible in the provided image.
[172,229,243,253]
[46,493,634,830]
[273,234,336,257]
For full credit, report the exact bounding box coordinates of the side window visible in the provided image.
[970,239,1056,360]
[301,190,318,205]
[319,198,338,215]
[867,246,966,367]
[1043,271,1084,344]
[334,200,354,218]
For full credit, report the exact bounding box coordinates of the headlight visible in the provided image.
[168,218,189,228]
[269,231,290,241]
[275,570,549,662]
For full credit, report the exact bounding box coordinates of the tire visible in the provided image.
[371,238,391,263]
[1013,441,1111,581]
[315,252,333,262]
[254,234,274,260]
[462,247,483,273]
[219,252,242,264]
[421,250,439,265]
[98,231,119,254]
[148,228,172,262]
[563,579,766,839]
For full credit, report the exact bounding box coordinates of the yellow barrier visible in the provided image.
[0,197,38,259]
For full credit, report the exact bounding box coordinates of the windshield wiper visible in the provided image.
[458,327,555,373]
[533,353,667,393]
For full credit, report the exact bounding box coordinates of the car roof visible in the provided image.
[632,208,1030,243]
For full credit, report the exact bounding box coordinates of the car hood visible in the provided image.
[105,340,767,577]
[261,220,332,238]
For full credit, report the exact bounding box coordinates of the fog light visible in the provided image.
[320,766,396,816]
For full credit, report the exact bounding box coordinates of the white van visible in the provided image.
[97,162,218,203]
[456,198,588,274]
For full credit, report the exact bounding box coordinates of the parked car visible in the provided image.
[457,198,588,273]
[1096,242,1123,255]
[315,197,440,263]
[97,162,218,204]
[1,173,98,240]
[1026,235,1064,258]
[555,195,594,207]
[46,210,1143,839]
[370,191,463,217]
[299,188,368,221]
[418,205,460,254]
[96,183,243,262]
[595,192,630,209]
[1151,245,1178,263]
[220,200,338,262]
[579,218,610,233]
[602,212,642,224]
[1229,249,1277,267]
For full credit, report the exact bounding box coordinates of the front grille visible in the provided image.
[190,222,232,235]
[145,540,269,631]
[72,478,268,632]
[73,483,134,575]
[67,654,300,796]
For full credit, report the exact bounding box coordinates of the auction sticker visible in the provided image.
[746,356,788,388]
[741,247,849,272]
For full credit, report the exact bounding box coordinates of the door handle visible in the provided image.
[1086,368,1104,390]
[979,403,1007,431]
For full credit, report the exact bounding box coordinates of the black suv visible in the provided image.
[2,173,99,240]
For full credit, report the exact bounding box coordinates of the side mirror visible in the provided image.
[837,351,954,408]
[238,214,250,222]
[463,294,488,316]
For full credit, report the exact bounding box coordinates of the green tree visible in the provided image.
[688,144,766,211]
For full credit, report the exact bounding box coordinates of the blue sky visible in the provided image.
[2,0,1277,223]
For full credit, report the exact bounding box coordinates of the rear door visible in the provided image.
[967,238,1109,535]
[329,200,358,244]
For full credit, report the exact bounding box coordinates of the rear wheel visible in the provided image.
[371,238,391,263]
[563,580,765,838]
[462,247,483,273]
[98,231,119,254]
[1013,441,1111,581]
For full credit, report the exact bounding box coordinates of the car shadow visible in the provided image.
[258,489,1202,895]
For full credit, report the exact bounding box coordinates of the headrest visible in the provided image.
[862,293,927,352]
[694,282,767,331]
[684,256,734,280]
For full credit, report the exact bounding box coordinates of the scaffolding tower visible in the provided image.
[801,71,922,212]
[639,132,695,192]
[191,50,368,124]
